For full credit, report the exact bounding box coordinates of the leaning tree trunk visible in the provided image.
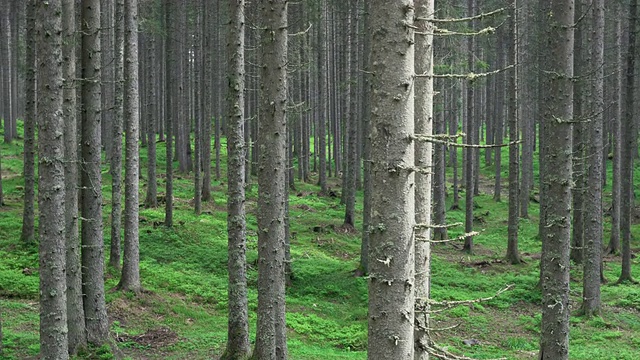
[367,1,416,359]
[36,0,69,357]
[254,1,289,359]
[81,0,109,345]
[539,0,574,358]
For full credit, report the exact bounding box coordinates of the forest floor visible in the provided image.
[2,129,640,359]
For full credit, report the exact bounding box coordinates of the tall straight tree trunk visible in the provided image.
[618,0,637,284]
[608,5,624,255]
[21,0,36,243]
[101,0,114,162]
[539,0,574,358]
[109,0,125,270]
[463,0,477,253]
[367,1,415,358]
[144,33,158,209]
[255,1,289,358]
[570,0,585,265]
[221,0,251,358]
[63,0,87,353]
[415,1,434,356]
[201,0,213,202]
[317,0,328,194]
[36,0,69,357]
[81,0,109,345]
[506,0,521,265]
[359,0,371,275]
[117,0,141,293]
[450,82,460,210]
[164,0,175,227]
[343,0,359,228]
[433,84,447,241]
[580,0,604,316]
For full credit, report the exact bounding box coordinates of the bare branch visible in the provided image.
[416,7,508,23]
[416,65,515,81]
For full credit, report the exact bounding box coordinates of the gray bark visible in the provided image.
[359,0,371,275]
[317,0,328,193]
[36,0,69,357]
[255,1,289,358]
[21,0,36,243]
[539,0,574,358]
[117,0,141,293]
[580,0,604,316]
[63,0,87,353]
[110,0,125,270]
[81,0,109,345]
[463,0,476,253]
[415,1,434,357]
[506,0,521,265]
[144,33,158,209]
[618,0,637,284]
[367,1,415,358]
[344,0,359,228]
[164,0,175,227]
[222,0,251,358]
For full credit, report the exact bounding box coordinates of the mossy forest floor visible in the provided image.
[1,126,640,359]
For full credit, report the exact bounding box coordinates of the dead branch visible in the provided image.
[416,7,508,23]
[416,231,479,244]
[415,222,463,230]
[416,65,514,81]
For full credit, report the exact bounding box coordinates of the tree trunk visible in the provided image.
[63,0,87,353]
[414,1,434,356]
[109,0,124,270]
[255,1,289,358]
[580,0,604,317]
[539,0,574,358]
[317,0,328,194]
[506,0,521,265]
[81,0,109,345]
[367,1,415,358]
[144,33,158,209]
[164,0,175,227]
[359,0,371,275]
[36,0,69,356]
[343,0,359,228]
[21,0,36,243]
[221,0,252,358]
[463,0,476,253]
[607,4,624,255]
[618,0,637,284]
[118,0,141,293]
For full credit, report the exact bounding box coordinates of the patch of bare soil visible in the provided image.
[116,327,180,349]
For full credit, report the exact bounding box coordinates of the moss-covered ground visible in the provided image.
[1,124,639,359]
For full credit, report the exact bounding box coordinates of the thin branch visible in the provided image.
[415,222,463,230]
[416,7,508,23]
[416,231,479,243]
[416,65,515,81]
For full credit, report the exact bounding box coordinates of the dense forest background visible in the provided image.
[1,0,640,359]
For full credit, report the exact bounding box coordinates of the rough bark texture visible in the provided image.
[506,0,521,265]
[63,0,87,353]
[343,0,359,228]
[36,0,69,357]
[145,33,158,209]
[21,0,36,243]
[118,0,141,293]
[164,0,175,227]
[463,0,476,253]
[580,0,604,317]
[317,0,328,194]
[359,0,371,274]
[414,1,433,357]
[367,1,415,358]
[608,5,624,255]
[618,0,637,284]
[255,1,289,359]
[110,0,125,270]
[81,0,109,345]
[539,0,574,358]
[222,0,252,358]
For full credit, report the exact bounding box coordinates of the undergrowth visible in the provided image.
[1,122,639,359]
